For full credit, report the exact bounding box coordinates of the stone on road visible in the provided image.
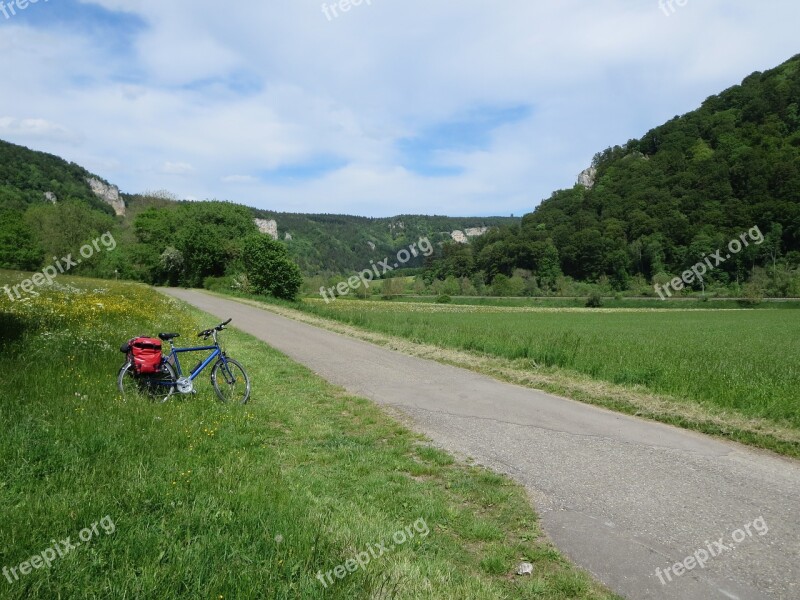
[163,289,799,600]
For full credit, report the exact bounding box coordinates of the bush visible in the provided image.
[381,277,405,299]
[486,272,527,296]
[242,236,303,301]
[739,282,764,307]
[586,292,603,308]
[203,276,234,292]
[436,294,452,304]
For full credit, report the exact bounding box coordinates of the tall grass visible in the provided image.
[0,272,617,599]
[300,299,800,429]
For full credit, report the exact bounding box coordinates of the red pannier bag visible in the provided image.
[126,337,163,375]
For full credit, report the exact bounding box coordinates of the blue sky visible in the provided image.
[0,0,798,217]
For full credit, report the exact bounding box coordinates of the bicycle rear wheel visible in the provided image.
[117,361,177,403]
[211,358,250,404]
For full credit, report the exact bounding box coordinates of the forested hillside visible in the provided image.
[0,139,516,286]
[426,54,800,297]
[0,140,114,215]
[0,140,119,273]
[251,210,516,275]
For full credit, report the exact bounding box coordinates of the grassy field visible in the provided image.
[292,298,800,455]
[0,271,617,600]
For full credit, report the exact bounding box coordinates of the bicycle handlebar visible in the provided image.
[198,318,232,338]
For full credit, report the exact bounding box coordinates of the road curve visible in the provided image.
[163,289,799,600]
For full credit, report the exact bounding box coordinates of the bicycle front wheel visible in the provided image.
[117,361,177,403]
[211,358,250,404]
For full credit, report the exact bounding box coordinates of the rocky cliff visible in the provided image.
[86,177,126,216]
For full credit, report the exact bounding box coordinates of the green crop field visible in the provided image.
[297,298,800,453]
[0,271,617,600]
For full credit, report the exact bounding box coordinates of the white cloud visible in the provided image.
[0,117,83,144]
[1,0,798,215]
[160,161,195,175]
[222,175,258,184]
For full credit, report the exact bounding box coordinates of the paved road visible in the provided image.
[163,289,799,600]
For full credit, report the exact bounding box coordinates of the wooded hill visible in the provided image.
[426,54,800,297]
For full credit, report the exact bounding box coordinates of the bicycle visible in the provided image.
[117,318,251,404]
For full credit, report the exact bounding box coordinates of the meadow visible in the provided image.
[298,298,800,454]
[0,271,617,600]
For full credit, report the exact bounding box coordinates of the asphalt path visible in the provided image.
[162,289,799,600]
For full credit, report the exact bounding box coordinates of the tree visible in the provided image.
[175,222,228,287]
[490,274,523,297]
[762,223,783,272]
[532,241,561,290]
[381,277,405,298]
[438,242,474,278]
[24,200,115,267]
[441,276,460,296]
[0,211,43,269]
[242,236,303,300]
[159,247,184,286]
[459,277,477,296]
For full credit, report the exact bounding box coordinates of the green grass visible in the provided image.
[297,299,800,432]
[0,271,617,599]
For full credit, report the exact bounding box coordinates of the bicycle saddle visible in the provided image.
[158,333,180,341]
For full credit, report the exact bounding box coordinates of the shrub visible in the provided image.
[586,292,603,308]
[203,275,234,292]
[242,236,303,301]
[436,294,452,304]
[739,282,764,307]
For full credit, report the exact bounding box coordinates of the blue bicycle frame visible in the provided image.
[169,343,224,380]
[157,325,234,387]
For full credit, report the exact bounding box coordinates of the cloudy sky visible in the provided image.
[0,0,798,217]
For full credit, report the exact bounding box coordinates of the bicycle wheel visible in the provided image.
[117,361,177,403]
[211,357,250,404]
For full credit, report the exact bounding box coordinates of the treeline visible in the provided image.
[424,54,800,297]
[252,209,518,275]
